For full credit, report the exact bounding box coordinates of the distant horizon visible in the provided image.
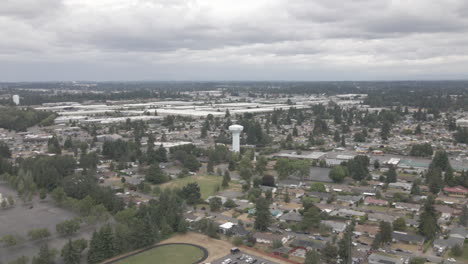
[2,79,468,83]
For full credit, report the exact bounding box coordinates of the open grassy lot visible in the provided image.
[160,175,222,199]
[116,244,204,264]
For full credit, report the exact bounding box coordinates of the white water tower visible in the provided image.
[228,125,243,152]
[12,95,20,105]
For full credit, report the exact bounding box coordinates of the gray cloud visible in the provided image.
[0,0,467,81]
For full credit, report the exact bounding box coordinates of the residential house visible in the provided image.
[392,231,425,245]
[330,208,366,218]
[322,220,347,233]
[290,239,325,251]
[336,195,363,206]
[394,202,421,213]
[388,182,412,191]
[433,237,465,255]
[279,211,303,223]
[368,213,396,223]
[364,197,389,206]
[253,232,286,244]
[354,224,379,238]
[434,205,457,220]
[309,191,331,200]
[368,253,404,264]
[273,246,292,257]
[443,186,468,197]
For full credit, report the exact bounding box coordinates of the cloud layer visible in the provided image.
[1,0,468,81]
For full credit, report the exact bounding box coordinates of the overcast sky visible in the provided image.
[1,0,468,81]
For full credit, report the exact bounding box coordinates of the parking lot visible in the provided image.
[211,252,279,264]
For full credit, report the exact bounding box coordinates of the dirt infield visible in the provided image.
[104,243,208,264]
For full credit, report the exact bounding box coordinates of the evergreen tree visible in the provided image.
[415,124,422,134]
[180,183,201,205]
[47,136,62,155]
[321,243,338,264]
[333,130,340,142]
[338,224,354,264]
[304,250,320,264]
[87,225,115,264]
[61,239,87,264]
[378,221,393,244]
[254,197,271,231]
[207,159,214,174]
[385,166,397,183]
[459,205,468,227]
[371,233,382,250]
[418,196,439,240]
[222,173,229,188]
[380,121,391,140]
[32,244,55,264]
[410,180,421,195]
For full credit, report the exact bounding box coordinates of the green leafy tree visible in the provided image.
[28,228,51,240]
[310,182,326,192]
[223,199,237,209]
[51,187,66,205]
[392,217,406,231]
[329,166,347,183]
[275,158,292,180]
[301,206,322,230]
[56,219,80,237]
[180,182,201,205]
[0,234,19,247]
[145,163,169,184]
[209,197,222,212]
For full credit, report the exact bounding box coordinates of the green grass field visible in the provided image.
[160,174,222,199]
[116,244,204,264]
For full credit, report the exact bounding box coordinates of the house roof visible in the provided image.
[392,231,424,244]
[364,197,389,205]
[279,211,303,222]
[434,237,464,248]
[443,186,468,194]
[354,224,379,236]
[253,232,282,241]
[322,220,347,231]
[273,246,292,254]
[368,253,404,264]
[394,202,421,210]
